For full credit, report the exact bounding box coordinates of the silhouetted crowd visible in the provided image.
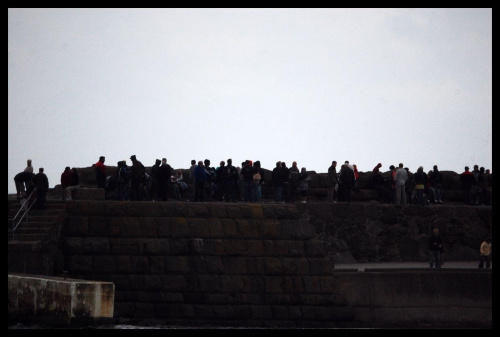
[13,157,493,207]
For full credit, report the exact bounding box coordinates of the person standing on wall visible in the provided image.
[288,161,300,203]
[14,171,34,201]
[94,156,107,189]
[24,159,33,173]
[194,160,207,202]
[339,163,355,203]
[298,167,312,203]
[65,168,80,200]
[60,166,72,200]
[272,161,283,203]
[223,159,238,203]
[158,158,173,201]
[394,163,408,206]
[189,159,197,202]
[32,167,49,210]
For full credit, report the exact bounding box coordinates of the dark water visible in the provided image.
[9,322,488,329]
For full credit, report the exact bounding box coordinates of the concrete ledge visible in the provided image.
[364,268,493,272]
[73,188,105,200]
[8,273,114,327]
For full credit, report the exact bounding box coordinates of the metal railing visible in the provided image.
[9,188,37,241]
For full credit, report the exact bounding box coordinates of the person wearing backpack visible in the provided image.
[116,160,129,200]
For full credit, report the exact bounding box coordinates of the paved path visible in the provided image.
[335,261,491,271]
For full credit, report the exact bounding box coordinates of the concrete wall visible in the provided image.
[56,201,492,328]
[8,273,114,327]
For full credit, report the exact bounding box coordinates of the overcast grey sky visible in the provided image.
[8,8,492,194]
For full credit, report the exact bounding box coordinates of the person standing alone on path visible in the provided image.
[429,228,443,269]
[394,163,408,206]
[479,238,491,269]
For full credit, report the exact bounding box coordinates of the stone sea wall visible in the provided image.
[56,201,491,328]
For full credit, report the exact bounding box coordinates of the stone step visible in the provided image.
[8,208,63,216]
[11,221,56,229]
[9,214,60,222]
[9,201,67,208]
[12,227,51,235]
[8,233,47,242]
[7,240,42,251]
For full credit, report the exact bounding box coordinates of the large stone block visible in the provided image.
[71,188,105,200]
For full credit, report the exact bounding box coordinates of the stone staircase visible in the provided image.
[8,199,68,275]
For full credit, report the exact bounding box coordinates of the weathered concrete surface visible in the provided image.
[8,273,114,327]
